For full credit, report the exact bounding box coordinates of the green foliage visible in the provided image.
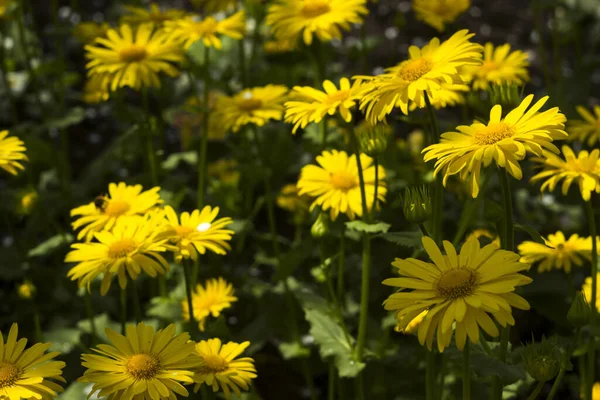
[345,220,391,234]
[28,234,73,257]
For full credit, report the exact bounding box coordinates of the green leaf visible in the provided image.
[147,296,182,320]
[161,151,197,171]
[187,41,207,65]
[272,239,314,282]
[376,231,422,248]
[45,327,81,353]
[28,234,73,257]
[345,220,391,234]
[514,224,546,244]
[57,382,90,400]
[448,344,526,385]
[279,341,310,359]
[77,313,121,343]
[46,107,85,129]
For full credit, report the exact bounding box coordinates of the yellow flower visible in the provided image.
[423,94,568,198]
[531,145,600,201]
[395,309,428,334]
[0,323,65,400]
[0,0,16,18]
[358,30,482,123]
[121,2,186,26]
[85,23,183,91]
[164,11,246,50]
[208,159,240,186]
[464,43,529,90]
[277,184,312,214]
[80,323,197,399]
[595,382,600,400]
[465,229,501,247]
[82,74,110,104]
[65,215,170,295]
[284,78,362,133]
[266,0,368,45]
[384,236,532,352]
[583,273,600,312]
[16,189,38,215]
[568,105,600,146]
[413,0,470,32]
[214,85,288,133]
[17,281,36,299]
[193,339,257,399]
[264,38,297,54]
[70,182,162,241]
[297,149,387,220]
[191,0,239,13]
[0,130,27,175]
[162,205,234,263]
[182,277,238,331]
[73,21,110,43]
[519,231,594,273]
[415,82,469,110]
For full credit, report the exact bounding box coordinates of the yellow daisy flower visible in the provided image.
[73,21,110,44]
[181,277,238,331]
[162,205,234,263]
[409,82,469,111]
[297,149,387,220]
[16,189,38,216]
[0,323,65,400]
[395,309,428,334]
[208,159,240,187]
[464,43,530,90]
[266,0,368,45]
[412,0,470,32]
[0,0,16,18]
[164,11,246,50]
[531,145,600,201]
[214,85,289,133]
[284,78,363,133]
[277,184,312,214]
[384,236,532,352]
[568,105,600,146]
[583,273,600,312]
[16,280,36,299]
[264,37,297,54]
[193,339,257,399]
[80,322,197,400]
[121,2,186,26]
[422,94,568,198]
[465,228,501,247]
[83,74,110,104]
[65,215,170,295]
[518,231,594,273]
[594,382,600,400]
[0,130,27,175]
[70,182,162,241]
[191,0,239,13]
[358,30,482,123]
[85,23,183,91]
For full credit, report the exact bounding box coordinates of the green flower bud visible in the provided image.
[356,122,391,157]
[311,213,330,238]
[402,186,432,224]
[567,291,592,328]
[488,83,521,110]
[522,336,561,382]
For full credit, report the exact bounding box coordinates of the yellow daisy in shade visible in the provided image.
[284,78,363,133]
[0,0,16,18]
[191,0,238,13]
[80,322,198,400]
[162,205,234,263]
[85,23,183,91]
[297,149,387,220]
[121,2,185,26]
[264,37,297,54]
[83,74,110,104]
[466,228,501,247]
[358,30,482,123]
[266,0,368,45]
[193,339,257,399]
[70,182,162,241]
[384,236,532,352]
[413,0,470,32]
[395,309,428,334]
[73,21,110,44]
[208,159,240,186]
[0,323,65,400]
[464,43,529,90]
[583,273,600,311]
[182,277,238,331]
[568,105,600,146]
[65,215,170,295]
[519,231,594,273]
[423,94,568,198]
[531,145,600,201]
[277,184,312,214]
[214,85,288,133]
[164,11,246,50]
[0,130,27,175]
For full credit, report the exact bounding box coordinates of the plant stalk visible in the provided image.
[586,199,598,400]
[120,286,127,334]
[526,381,544,400]
[197,46,211,208]
[183,259,199,338]
[426,349,435,400]
[423,93,443,245]
[463,341,471,400]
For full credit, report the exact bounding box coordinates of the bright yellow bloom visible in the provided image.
[0,130,27,175]
[409,82,469,110]
[73,21,110,43]
[583,273,600,312]
[121,2,186,26]
[191,0,239,13]
[413,0,470,32]
[173,95,228,150]
[519,231,594,273]
[284,78,362,133]
[277,184,312,214]
[594,382,600,400]
[264,38,297,54]
[162,205,234,263]
[465,228,500,247]
[80,322,197,400]
[266,0,368,45]
[358,30,482,123]
[214,85,288,133]
[83,74,110,104]
[193,339,257,399]
[464,43,529,90]
[85,23,183,91]
[423,94,567,198]
[164,11,246,50]
[182,277,238,331]
[531,145,600,201]
[0,323,65,400]
[384,236,531,352]
[70,182,162,241]
[17,281,36,299]
[16,189,38,216]
[395,309,428,334]
[297,150,387,220]
[568,105,600,146]
[65,215,170,295]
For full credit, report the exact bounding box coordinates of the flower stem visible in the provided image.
[437,352,446,400]
[120,286,127,334]
[337,228,345,306]
[130,279,142,323]
[84,291,97,344]
[463,341,471,400]
[16,2,43,113]
[526,381,544,400]
[426,349,435,400]
[0,24,18,125]
[197,46,211,208]
[328,363,336,400]
[183,259,199,338]
[372,157,379,219]
[238,39,247,87]
[586,199,598,400]
[423,93,443,245]
[141,88,158,186]
[547,368,566,400]
[31,301,43,342]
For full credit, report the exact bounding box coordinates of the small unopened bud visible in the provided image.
[488,84,521,110]
[567,291,592,328]
[522,336,561,382]
[17,281,36,300]
[402,186,432,224]
[311,213,330,238]
[356,122,391,157]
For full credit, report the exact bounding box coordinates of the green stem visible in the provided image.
[426,350,435,400]
[158,276,167,297]
[437,352,446,400]
[328,363,336,400]
[0,24,18,125]
[337,229,345,307]
[32,301,43,342]
[372,157,379,220]
[120,286,127,334]
[547,368,565,400]
[311,39,325,86]
[16,1,43,113]
[130,280,142,323]
[423,93,443,245]
[586,199,598,400]
[183,259,199,338]
[419,223,430,237]
[197,46,211,208]
[238,39,247,87]
[84,292,98,344]
[526,381,544,400]
[463,341,471,400]
[141,89,158,185]
[479,334,494,357]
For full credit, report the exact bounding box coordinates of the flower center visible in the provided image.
[473,123,516,146]
[126,353,160,380]
[194,17,219,35]
[330,171,358,192]
[119,45,148,62]
[479,60,499,75]
[104,199,131,217]
[202,354,229,373]
[435,268,478,299]
[398,58,433,82]
[175,226,195,238]
[301,0,331,18]
[326,90,350,104]
[556,243,565,251]
[237,95,263,112]
[0,362,21,389]
[108,238,138,259]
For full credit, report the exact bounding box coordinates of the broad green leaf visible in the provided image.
[57,382,91,400]
[448,344,526,385]
[345,220,391,234]
[45,327,81,353]
[515,224,546,244]
[46,107,85,129]
[28,234,73,257]
[161,151,197,170]
[147,296,182,320]
[376,231,422,248]
[77,313,121,344]
[279,341,310,360]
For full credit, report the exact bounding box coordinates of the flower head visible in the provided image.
[583,273,600,311]
[519,231,594,273]
[465,229,501,247]
[83,74,110,104]
[73,21,110,43]
[182,277,238,331]
[568,105,600,146]
[384,236,531,352]
[208,159,240,186]
[464,43,529,90]
[423,94,567,198]
[0,130,27,175]
[0,323,65,400]
[193,339,257,399]
[16,281,36,299]
[264,37,297,54]
[412,0,470,32]
[121,3,186,26]
[164,11,246,50]
[395,309,428,334]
